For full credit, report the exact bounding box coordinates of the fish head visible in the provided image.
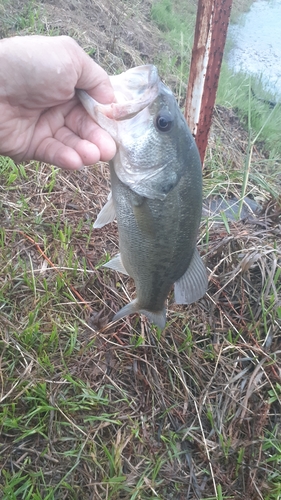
[115,79,198,199]
[78,65,199,200]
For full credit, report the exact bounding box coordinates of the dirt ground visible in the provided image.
[0,0,166,70]
[0,1,280,499]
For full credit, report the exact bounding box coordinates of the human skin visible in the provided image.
[0,35,116,170]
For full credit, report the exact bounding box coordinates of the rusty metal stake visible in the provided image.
[185,0,233,166]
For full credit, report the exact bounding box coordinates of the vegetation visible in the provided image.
[152,0,281,159]
[216,65,281,158]
[0,1,280,499]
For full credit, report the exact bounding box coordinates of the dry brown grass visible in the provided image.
[0,149,280,499]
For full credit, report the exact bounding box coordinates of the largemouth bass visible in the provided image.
[78,65,208,329]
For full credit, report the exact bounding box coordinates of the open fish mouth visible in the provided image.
[77,64,160,124]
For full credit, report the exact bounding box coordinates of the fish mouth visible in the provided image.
[77,65,160,125]
[103,65,160,119]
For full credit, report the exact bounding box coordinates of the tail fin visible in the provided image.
[113,300,166,330]
[139,308,166,330]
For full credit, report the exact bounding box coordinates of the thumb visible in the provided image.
[69,40,115,104]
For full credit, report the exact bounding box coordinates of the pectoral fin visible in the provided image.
[174,248,208,304]
[94,192,116,228]
[103,253,129,276]
[129,191,155,237]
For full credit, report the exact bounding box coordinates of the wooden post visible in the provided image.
[185,0,233,166]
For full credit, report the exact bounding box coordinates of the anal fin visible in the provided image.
[103,253,129,276]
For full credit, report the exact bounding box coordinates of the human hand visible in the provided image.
[0,35,116,170]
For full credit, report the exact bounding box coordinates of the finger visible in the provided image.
[33,136,87,170]
[68,38,115,104]
[87,126,116,162]
[54,125,116,164]
[55,126,111,166]
[65,104,116,161]
[78,60,115,104]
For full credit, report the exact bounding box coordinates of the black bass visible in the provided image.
[78,65,208,329]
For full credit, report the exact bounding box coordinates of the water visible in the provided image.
[228,0,281,98]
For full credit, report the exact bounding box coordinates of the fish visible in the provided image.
[78,65,208,329]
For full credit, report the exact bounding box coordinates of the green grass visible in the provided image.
[1,148,279,500]
[150,0,196,99]
[0,0,45,34]
[263,427,281,500]
[216,65,281,158]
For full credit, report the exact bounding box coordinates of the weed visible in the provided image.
[217,65,281,159]
[150,0,196,99]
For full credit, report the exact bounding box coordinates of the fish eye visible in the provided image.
[155,111,173,132]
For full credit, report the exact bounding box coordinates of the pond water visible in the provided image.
[227,0,281,98]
